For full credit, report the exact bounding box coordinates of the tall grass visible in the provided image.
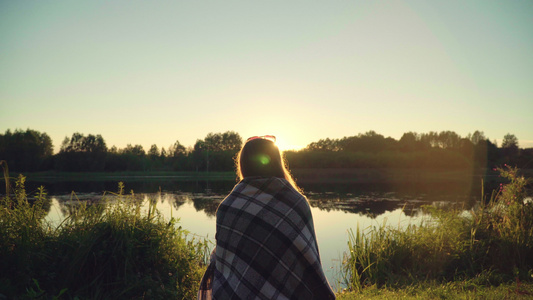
[0,173,209,299]
[343,165,533,292]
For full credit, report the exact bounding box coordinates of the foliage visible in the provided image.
[0,175,209,299]
[2,128,532,172]
[199,131,242,152]
[55,133,108,171]
[502,133,519,150]
[342,166,533,292]
[502,133,520,161]
[0,129,53,171]
[60,132,107,153]
[286,148,472,170]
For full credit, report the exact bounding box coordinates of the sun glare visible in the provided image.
[274,137,303,152]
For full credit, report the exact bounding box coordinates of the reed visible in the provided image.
[342,165,533,291]
[0,172,209,299]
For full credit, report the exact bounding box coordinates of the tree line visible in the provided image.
[0,129,531,172]
[286,130,530,170]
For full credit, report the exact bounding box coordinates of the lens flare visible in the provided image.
[256,154,271,165]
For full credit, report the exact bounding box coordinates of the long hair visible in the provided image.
[236,138,301,193]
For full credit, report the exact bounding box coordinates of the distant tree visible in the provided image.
[60,132,107,153]
[55,132,108,171]
[0,129,54,171]
[148,144,159,159]
[339,131,392,152]
[280,130,522,170]
[501,133,519,161]
[502,133,518,150]
[168,141,187,157]
[202,131,243,152]
[166,141,188,171]
[437,131,461,149]
[221,131,243,151]
[191,131,243,171]
[305,138,340,151]
[360,131,390,152]
[458,138,475,161]
[467,130,486,145]
[473,139,499,169]
[121,144,145,156]
[420,131,439,148]
[398,132,422,151]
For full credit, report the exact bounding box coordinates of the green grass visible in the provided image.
[0,175,210,299]
[342,165,533,294]
[336,281,533,299]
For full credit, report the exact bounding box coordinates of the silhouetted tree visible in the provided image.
[339,131,392,152]
[458,138,475,162]
[121,144,145,156]
[472,139,499,169]
[203,131,242,152]
[148,144,159,159]
[55,133,108,171]
[60,132,107,153]
[501,133,519,164]
[467,130,486,145]
[398,132,422,152]
[191,131,243,171]
[437,131,461,149]
[168,141,187,157]
[0,129,53,171]
[2,127,527,172]
[502,133,519,151]
[420,131,439,148]
[305,138,340,151]
[167,140,188,171]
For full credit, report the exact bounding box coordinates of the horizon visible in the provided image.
[1,1,532,153]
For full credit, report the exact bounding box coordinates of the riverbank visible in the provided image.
[19,170,237,181]
[20,167,533,183]
[337,281,533,299]
[339,166,532,298]
[0,176,208,299]
[1,166,531,298]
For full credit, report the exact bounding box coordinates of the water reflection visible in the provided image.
[46,189,461,223]
[43,189,451,290]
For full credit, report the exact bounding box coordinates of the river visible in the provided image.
[30,175,482,289]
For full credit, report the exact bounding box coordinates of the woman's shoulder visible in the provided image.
[228,177,309,212]
[236,177,304,201]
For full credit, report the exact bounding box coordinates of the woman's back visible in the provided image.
[198,136,335,299]
[205,177,334,299]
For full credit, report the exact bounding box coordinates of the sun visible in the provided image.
[274,137,303,152]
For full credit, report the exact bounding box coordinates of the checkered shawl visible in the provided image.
[198,177,335,300]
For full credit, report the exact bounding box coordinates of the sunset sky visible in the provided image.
[1,1,532,152]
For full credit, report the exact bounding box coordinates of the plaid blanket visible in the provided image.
[198,177,335,299]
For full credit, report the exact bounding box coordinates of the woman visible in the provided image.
[198,136,335,299]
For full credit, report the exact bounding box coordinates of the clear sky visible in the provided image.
[1,0,532,152]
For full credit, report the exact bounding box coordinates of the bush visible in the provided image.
[343,165,533,291]
[0,176,209,299]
